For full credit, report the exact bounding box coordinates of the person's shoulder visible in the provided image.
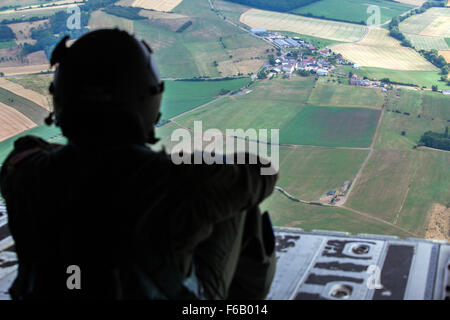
[3,135,63,170]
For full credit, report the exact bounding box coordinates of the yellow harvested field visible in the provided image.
[425,203,450,241]
[0,78,50,111]
[401,8,450,37]
[0,64,51,76]
[400,8,450,49]
[332,28,437,71]
[0,102,36,142]
[439,50,450,63]
[132,0,184,11]
[357,28,399,48]
[420,16,450,37]
[240,9,366,43]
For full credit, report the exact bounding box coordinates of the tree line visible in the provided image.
[419,127,450,151]
[0,25,16,42]
[103,5,146,20]
[176,21,193,33]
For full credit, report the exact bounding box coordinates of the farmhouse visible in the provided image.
[282,64,295,74]
[316,68,328,76]
[350,75,370,86]
[319,49,330,57]
[353,64,361,69]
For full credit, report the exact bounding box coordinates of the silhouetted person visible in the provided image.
[0,29,277,300]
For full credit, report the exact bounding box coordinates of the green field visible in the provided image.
[276,146,368,201]
[261,192,412,237]
[0,41,15,49]
[422,91,450,121]
[346,150,417,222]
[397,149,450,234]
[375,111,446,150]
[375,90,449,150]
[175,77,316,139]
[0,87,47,124]
[161,78,251,120]
[346,149,450,235]
[385,90,422,116]
[292,0,413,25]
[338,65,443,88]
[307,83,384,108]
[404,34,449,50]
[280,106,380,147]
[175,78,381,147]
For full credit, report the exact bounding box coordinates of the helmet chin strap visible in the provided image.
[146,112,161,145]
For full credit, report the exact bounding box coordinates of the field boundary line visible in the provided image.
[394,157,420,224]
[275,187,418,237]
[338,106,385,206]
[341,205,419,237]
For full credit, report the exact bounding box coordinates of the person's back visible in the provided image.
[0,29,277,300]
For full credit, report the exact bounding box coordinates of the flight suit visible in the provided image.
[0,133,277,299]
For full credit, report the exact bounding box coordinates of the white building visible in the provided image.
[282,64,295,74]
[316,68,329,76]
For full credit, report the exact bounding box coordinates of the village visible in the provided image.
[250,28,397,92]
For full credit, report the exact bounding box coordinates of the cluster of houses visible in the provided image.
[268,54,335,77]
[249,29,351,78]
[350,74,386,90]
[349,74,371,87]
